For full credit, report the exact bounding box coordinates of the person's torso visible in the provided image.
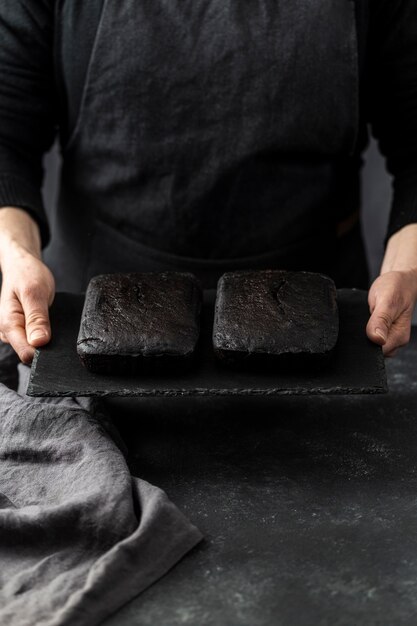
[49,0,364,290]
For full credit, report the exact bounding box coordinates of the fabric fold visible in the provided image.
[0,362,202,626]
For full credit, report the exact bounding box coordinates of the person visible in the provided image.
[0,0,417,362]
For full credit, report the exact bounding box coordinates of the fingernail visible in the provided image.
[375,328,387,342]
[30,330,48,342]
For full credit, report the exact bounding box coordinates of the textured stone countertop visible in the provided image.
[102,329,417,626]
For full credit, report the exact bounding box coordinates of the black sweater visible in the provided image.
[0,0,416,248]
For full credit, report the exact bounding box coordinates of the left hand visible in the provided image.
[366,224,417,357]
[366,270,417,356]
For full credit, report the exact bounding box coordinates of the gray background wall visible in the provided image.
[41,138,392,282]
[361,140,392,280]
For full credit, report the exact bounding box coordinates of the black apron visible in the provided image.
[47,0,366,291]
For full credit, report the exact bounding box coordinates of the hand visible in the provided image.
[0,208,55,364]
[366,270,417,357]
[0,246,55,363]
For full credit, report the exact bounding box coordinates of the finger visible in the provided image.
[21,287,51,347]
[382,321,411,356]
[368,287,377,315]
[4,325,35,364]
[366,299,398,346]
[0,292,37,362]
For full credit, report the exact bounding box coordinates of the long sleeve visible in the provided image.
[366,0,417,243]
[0,0,56,248]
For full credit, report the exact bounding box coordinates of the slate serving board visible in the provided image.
[27,289,387,397]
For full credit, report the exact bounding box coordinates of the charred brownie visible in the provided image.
[213,270,339,368]
[77,272,202,374]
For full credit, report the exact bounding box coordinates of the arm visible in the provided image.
[0,0,56,362]
[365,0,417,355]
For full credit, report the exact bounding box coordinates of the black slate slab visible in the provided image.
[27,289,387,397]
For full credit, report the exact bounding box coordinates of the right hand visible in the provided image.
[0,250,55,363]
[0,208,55,364]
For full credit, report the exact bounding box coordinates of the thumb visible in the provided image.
[22,290,51,347]
[366,299,395,345]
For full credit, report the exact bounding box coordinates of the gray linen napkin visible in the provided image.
[0,354,202,626]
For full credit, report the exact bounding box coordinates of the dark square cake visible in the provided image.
[77,272,202,374]
[213,270,339,368]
